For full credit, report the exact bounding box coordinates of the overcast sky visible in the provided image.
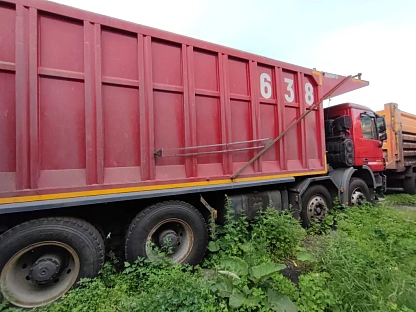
[50,0,416,114]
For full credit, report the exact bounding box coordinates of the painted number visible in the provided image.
[284,78,315,105]
[260,73,272,99]
[284,78,294,102]
[305,82,314,105]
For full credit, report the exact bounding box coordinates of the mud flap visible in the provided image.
[328,167,357,205]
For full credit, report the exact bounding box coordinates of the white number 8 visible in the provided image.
[305,82,314,105]
[260,73,272,99]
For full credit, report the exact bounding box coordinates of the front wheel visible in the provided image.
[301,185,333,228]
[125,201,208,265]
[0,217,105,308]
[348,177,371,206]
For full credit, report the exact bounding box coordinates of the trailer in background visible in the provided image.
[377,103,416,194]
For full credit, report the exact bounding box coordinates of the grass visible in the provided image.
[316,204,416,312]
[384,193,416,206]
[1,197,415,312]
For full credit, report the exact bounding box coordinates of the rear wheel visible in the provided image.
[403,172,416,195]
[348,177,371,206]
[125,201,208,265]
[0,217,104,309]
[301,185,333,227]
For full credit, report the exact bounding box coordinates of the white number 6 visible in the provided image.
[284,78,294,102]
[260,73,272,99]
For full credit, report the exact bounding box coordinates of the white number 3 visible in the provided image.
[284,78,295,102]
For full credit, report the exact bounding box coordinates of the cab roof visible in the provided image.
[324,103,374,112]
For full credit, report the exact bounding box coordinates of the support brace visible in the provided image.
[231,74,357,180]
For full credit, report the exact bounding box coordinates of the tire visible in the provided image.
[125,201,208,265]
[403,172,416,195]
[348,177,371,206]
[344,139,354,152]
[301,185,333,228]
[0,217,104,309]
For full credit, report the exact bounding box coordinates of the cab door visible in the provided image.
[355,112,384,172]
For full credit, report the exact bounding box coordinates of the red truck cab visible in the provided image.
[324,103,387,175]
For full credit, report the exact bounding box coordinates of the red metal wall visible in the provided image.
[0,0,329,198]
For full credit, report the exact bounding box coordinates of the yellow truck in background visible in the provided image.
[377,103,416,194]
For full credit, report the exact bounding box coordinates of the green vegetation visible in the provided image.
[1,194,415,312]
[317,204,416,311]
[384,193,416,206]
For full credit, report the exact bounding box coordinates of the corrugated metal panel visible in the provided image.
[377,103,416,171]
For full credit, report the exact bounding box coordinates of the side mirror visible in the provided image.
[379,132,387,141]
[376,116,386,133]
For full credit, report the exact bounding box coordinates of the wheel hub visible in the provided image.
[307,195,327,219]
[351,189,365,205]
[158,230,179,249]
[146,218,193,264]
[0,241,80,309]
[30,254,63,285]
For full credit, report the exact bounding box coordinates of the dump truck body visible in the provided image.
[0,0,368,205]
[376,103,416,193]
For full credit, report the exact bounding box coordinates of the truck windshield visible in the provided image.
[360,114,378,140]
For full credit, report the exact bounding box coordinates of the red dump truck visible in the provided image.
[0,0,388,307]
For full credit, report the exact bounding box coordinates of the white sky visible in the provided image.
[50,0,416,114]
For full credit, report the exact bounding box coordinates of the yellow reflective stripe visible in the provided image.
[0,169,327,205]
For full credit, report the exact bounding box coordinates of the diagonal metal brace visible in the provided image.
[231,74,355,180]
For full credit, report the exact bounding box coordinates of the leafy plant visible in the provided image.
[306,214,335,236]
[251,208,306,261]
[297,272,337,312]
[206,200,307,269]
[211,256,297,311]
[270,274,299,303]
[205,197,254,263]
[119,260,217,312]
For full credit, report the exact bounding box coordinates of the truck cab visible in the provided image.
[323,103,387,203]
[324,103,387,173]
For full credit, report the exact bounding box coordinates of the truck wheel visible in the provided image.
[348,177,371,205]
[403,172,416,195]
[301,185,333,227]
[125,201,208,265]
[0,217,104,309]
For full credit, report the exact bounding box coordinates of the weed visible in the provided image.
[119,260,217,312]
[211,256,297,311]
[270,273,299,302]
[2,197,415,312]
[251,208,306,261]
[385,194,416,206]
[205,200,306,268]
[317,204,416,312]
[297,272,337,312]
